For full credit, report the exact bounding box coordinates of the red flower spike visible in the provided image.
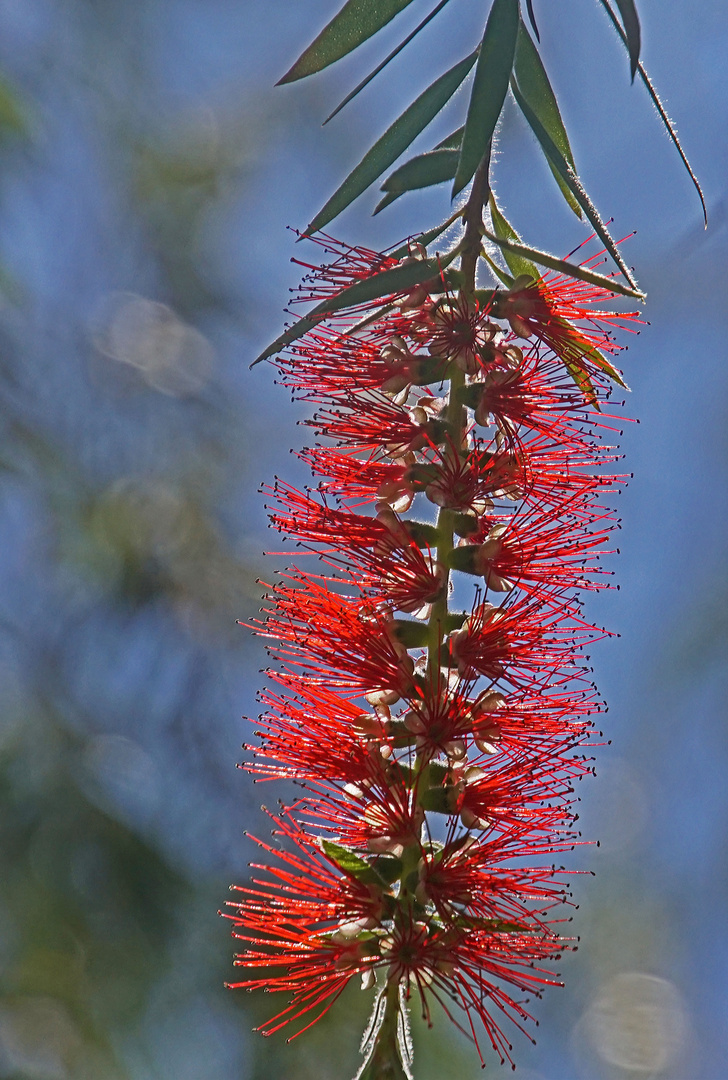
[233,234,635,1070]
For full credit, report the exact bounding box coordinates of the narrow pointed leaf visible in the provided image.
[510,79,640,291]
[613,0,641,80]
[306,50,478,236]
[341,303,395,337]
[453,0,519,197]
[525,0,540,42]
[434,125,464,150]
[513,20,582,218]
[388,211,461,259]
[321,839,391,885]
[482,228,644,298]
[551,312,629,389]
[324,0,453,123]
[479,250,514,288]
[375,148,458,212]
[382,149,459,193]
[278,0,417,84]
[597,0,706,225]
[251,257,445,365]
[488,195,540,280]
[558,353,598,404]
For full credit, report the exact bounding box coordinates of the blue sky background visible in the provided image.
[0,2,725,1078]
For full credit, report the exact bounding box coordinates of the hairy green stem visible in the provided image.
[362,980,407,1080]
[365,147,493,1080]
[425,146,491,686]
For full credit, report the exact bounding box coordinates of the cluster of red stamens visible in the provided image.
[226,236,638,1070]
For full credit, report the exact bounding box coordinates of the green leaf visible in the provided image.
[482,227,644,299]
[324,0,454,123]
[596,0,706,226]
[321,839,387,885]
[479,251,514,288]
[375,148,458,212]
[453,0,519,197]
[562,351,598,405]
[382,149,459,193]
[370,854,404,884]
[513,19,582,218]
[525,0,540,42]
[488,195,539,280]
[306,50,478,235]
[613,0,641,80]
[510,79,640,291]
[387,210,461,259]
[551,312,629,391]
[251,257,445,366]
[278,0,417,84]
[434,125,464,150]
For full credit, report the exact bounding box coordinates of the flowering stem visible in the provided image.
[231,113,643,1075]
[426,147,491,687]
[360,980,408,1080]
[460,146,491,301]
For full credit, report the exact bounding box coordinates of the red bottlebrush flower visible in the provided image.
[491,266,640,381]
[226,813,573,1068]
[416,293,498,375]
[255,575,417,701]
[234,232,636,1073]
[448,498,617,595]
[446,593,602,688]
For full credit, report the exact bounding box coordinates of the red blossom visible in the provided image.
[491,265,640,375]
[233,233,634,1067]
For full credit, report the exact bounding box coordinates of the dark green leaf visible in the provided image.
[488,195,540,280]
[550,312,629,391]
[434,125,464,150]
[321,839,387,885]
[510,79,640,291]
[453,0,519,197]
[387,210,460,259]
[370,854,404,884]
[382,149,459,193]
[597,0,706,225]
[279,0,417,84]
[525,0,540,42]
[479,251,514,288]
[482,228,644,298]
[251,257,445,366]
[324,0,454,123]
[306,51,478,235]
[375,148,458,212]
[513,20,582,217]
[613,0,641,80]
